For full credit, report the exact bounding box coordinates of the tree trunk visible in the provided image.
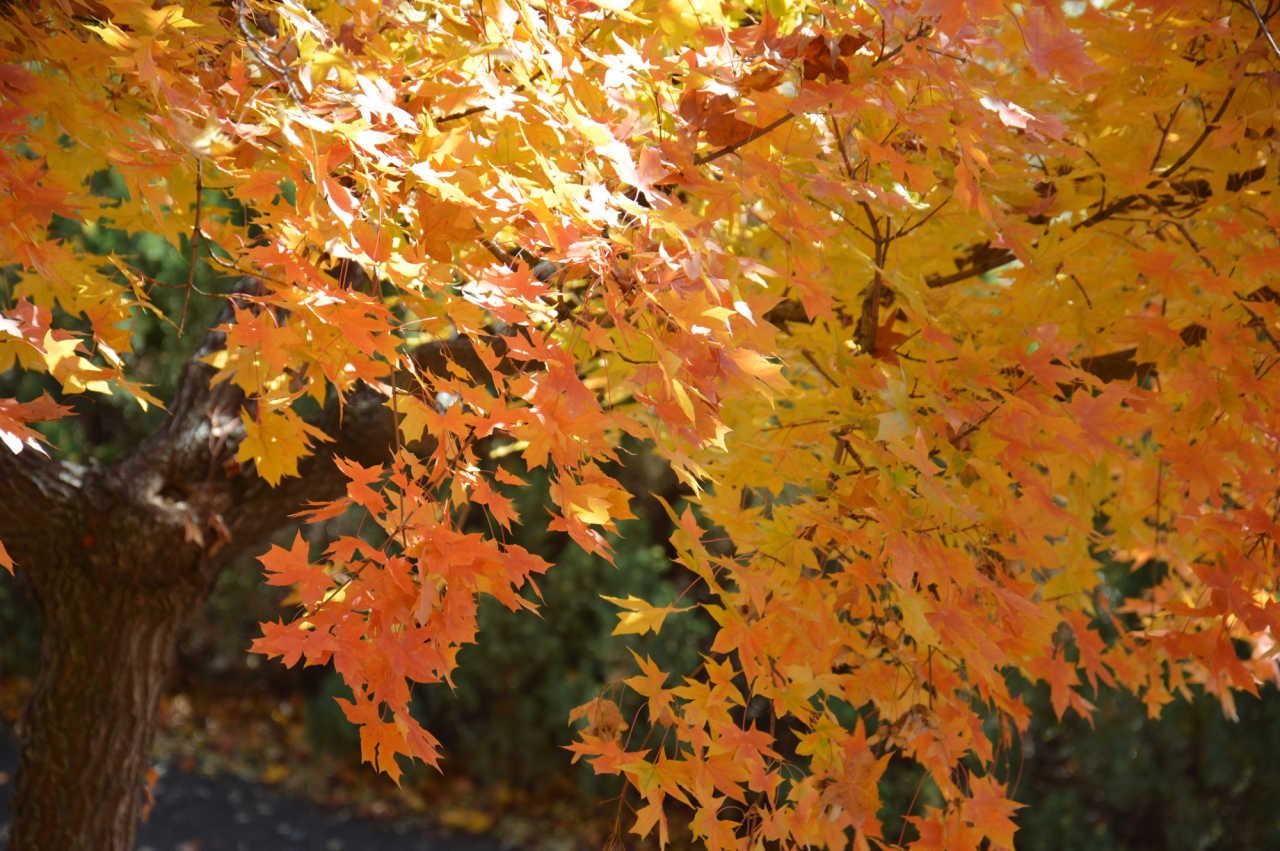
[1,452,225,851]
[8,570,197,851]
[0,280,408,849]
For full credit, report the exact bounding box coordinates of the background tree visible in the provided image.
[1,1,1278,850]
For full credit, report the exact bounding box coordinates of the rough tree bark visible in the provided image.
[6,463,214,850]
[0,252,537,849]
[0,281,405,851]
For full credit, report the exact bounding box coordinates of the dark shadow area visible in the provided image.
[0,722,512,851]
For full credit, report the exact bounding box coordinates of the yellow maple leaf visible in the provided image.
[237,409,331,485]
[42,331,112,395]
[601,594,691,636]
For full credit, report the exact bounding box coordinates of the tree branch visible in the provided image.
[0,447,84,573]
[694,111,797,167]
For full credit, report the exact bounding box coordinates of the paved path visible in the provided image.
[0,725,511,850]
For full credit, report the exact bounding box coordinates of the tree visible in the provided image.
[1,0,1278,848]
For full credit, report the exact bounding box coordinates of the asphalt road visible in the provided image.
[0,725,511,851]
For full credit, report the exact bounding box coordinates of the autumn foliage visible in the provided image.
[2,0,1280,848]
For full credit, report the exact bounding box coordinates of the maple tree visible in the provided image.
[1,0,1279,848]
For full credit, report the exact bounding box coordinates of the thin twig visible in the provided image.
[955,377,1034,444]
[1167,220,1217,273]
[807,194,873,241]
[894,194,951,240]
[1247,0,1280,59]
[1158,88,1235,179]
[235,0,303,101]
[828,114,857,179]
[435,70,546,125]
[800,349,839,387]
[694,111,796,166]
[696,31,909,168]
[180,160,204,334]
[856,200,886,352]
[926,249,1016,289]
[1149,101,1184,172]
